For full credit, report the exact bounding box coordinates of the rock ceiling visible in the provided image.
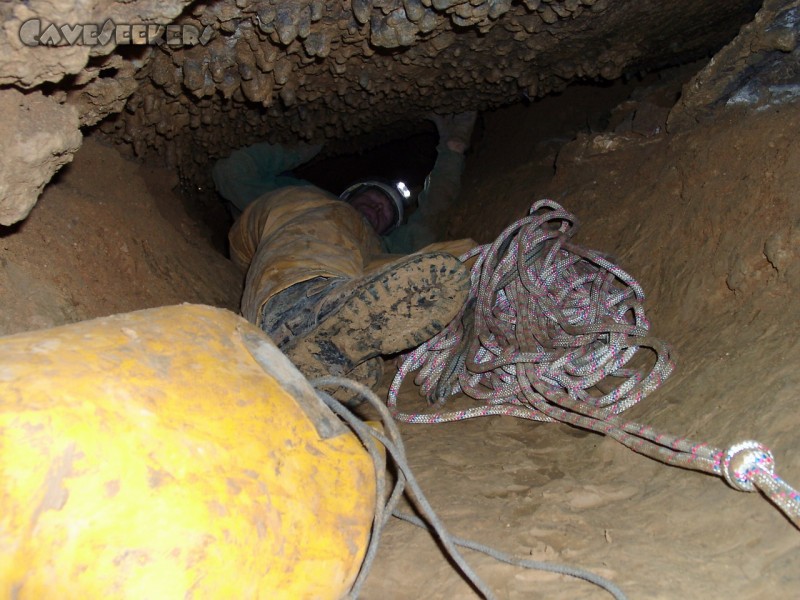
[0,0,762,224]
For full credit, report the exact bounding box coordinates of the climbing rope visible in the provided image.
[387,199,800,528]
[312,377,628,600]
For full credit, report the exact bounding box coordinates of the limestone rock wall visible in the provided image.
[0,0,191,224]
[0,0,760,225]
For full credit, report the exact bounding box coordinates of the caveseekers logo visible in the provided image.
[19,18,214,47]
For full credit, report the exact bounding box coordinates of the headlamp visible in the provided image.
[395,181,411,200]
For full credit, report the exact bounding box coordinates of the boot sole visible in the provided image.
[283,252,469,380]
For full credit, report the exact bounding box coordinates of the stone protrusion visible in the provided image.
[303,31,333,57]
[0,88,82,225]
[403,0,427,22]
[352,0,373,24]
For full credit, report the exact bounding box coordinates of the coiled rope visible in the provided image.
[388,200,800,528]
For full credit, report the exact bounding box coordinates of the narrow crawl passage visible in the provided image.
[1,4,799,595]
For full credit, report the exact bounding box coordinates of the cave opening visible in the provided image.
[1,0,799,597]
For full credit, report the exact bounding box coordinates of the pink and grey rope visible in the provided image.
[388,199,800,528]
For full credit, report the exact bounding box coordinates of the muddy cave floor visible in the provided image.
[2,89,800,598]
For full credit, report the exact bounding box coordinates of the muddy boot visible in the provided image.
[278,252,469,386]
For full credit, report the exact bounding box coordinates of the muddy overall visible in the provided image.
[227,184,474,386]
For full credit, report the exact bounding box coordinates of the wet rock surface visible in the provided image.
[0,0,761,224]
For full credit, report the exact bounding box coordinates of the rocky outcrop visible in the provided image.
[0,89,81,225]
[0,0,191,224]
[0,0,761,224]
[669,0,800,130]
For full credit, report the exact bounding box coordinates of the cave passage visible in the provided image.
[1,0,799,597]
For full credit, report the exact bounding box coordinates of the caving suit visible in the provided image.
[214,141,474,328]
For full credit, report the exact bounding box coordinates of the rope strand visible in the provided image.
[312,376,627,600]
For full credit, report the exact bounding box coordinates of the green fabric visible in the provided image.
[212,142,323,212]
[213,141,465,253]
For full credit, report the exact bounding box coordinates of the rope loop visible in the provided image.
[389,199,674,421]
[722,440,775,492]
